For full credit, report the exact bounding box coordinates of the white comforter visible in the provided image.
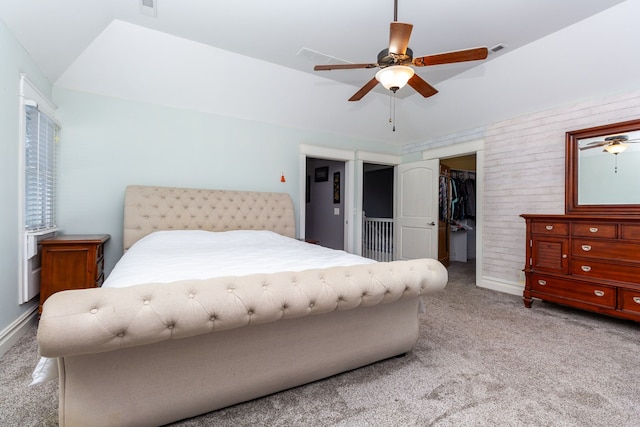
[32,230,374,385]
[104,230,375,288]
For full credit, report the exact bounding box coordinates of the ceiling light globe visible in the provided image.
[605,143,628,154]
[375,65,415,92]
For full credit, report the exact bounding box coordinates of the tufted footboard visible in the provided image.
[38,258,447,426]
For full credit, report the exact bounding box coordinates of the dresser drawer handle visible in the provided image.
[538,280,547,286]
[581,245,592,252]
[633,297,640,305]
[545,225,554,230]
[594,290,605,297]
[581,265,591,272]
[589,227,599,233]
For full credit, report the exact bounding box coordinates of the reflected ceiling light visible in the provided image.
[605,143,628,154]
[375,65,414,92]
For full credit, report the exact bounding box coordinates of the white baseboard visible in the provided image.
[478,276,524,297]
[0,307,38,358]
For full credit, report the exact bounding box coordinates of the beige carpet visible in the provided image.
[2,261,639,426]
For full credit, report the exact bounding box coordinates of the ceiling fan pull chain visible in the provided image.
[389,92,393,123]
[392,91,396,132]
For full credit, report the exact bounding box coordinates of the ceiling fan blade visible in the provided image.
[407,74,438,98]
[579,144,605,150]
[413,47,489,67]
[348,78,379,101]
[389,22,413,55]
[314,63,378,71]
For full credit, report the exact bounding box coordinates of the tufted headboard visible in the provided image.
[123,185,296,251]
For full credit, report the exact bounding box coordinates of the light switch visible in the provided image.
[334,207,340,215]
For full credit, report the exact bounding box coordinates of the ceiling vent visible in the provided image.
[140,0,157,17]
[489,43,507,54]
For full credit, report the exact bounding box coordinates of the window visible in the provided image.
[24,103,58,231]
[19,75,59,304]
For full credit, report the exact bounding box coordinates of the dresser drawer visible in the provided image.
[572,223,617,239]
[572,239,640,263]
[530,274,615,308]
[619,289,640,314]
[571,258,640,283]
[531,222,568,236]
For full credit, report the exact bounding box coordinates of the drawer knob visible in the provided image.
[594,290,605,297]
[633,297,640,305]
[589,227,599,233]
[562,254,568,259]
[581,265,591,272]
[538,279,547,286]
[545,225,554,230]
[581,245,592,252]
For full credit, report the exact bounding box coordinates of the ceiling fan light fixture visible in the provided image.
[375,65,414,92]
[605,143,628,154]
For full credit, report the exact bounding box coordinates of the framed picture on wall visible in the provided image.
[333,172,340,203]
[315,166,329,182]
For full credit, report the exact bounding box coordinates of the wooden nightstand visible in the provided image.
[39,234,110,313]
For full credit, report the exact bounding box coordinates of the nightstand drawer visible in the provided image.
[621,224,640,241]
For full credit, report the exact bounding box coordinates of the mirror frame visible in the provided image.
[566,118,640,215]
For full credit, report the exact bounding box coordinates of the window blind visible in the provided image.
[24,103,58,231]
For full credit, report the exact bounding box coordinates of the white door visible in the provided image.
[395,159,439,260]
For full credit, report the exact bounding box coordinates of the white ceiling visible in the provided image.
[1,0,637,146]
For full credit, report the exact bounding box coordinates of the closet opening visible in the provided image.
[439,155,477,266]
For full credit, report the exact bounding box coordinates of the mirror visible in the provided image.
[566,118,640,215]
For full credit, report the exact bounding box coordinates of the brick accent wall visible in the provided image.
[406,89,640,288]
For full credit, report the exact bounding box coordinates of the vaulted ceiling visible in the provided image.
[1,0,638,146]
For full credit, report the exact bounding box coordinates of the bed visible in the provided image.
[37,185,448,427]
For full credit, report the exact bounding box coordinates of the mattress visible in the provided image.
[104,230,374,288]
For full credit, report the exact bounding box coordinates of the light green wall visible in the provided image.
[0,18,53,335]
[52,88,399,276]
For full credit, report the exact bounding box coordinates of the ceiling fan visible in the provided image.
[314,0,489,101]
[579,134,640,154]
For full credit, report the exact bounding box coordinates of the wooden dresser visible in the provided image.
[39,234,110,313]
[521,215,640,322]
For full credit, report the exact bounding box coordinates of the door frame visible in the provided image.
[355,151,400,256]
[422,139,485,290]
[299,144,356,252]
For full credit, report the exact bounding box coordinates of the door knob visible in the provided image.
[428,221,435,226]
